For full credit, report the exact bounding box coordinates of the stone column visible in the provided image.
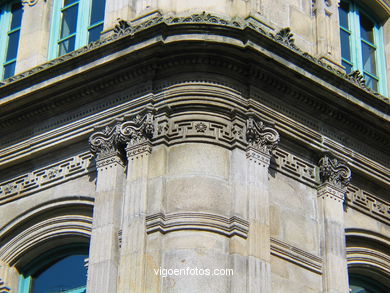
[87,124,125,293]
[244,117,279,293]
[116,113,154,293]
[318,154,351,293]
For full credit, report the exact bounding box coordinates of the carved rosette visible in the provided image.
[318,154,351,201]
[245,117,279,163]
[89,124,124,168]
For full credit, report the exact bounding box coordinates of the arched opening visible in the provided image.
[18,243,89,293]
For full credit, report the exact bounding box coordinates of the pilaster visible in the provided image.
[233,116,279,293]
[317,154,351,293]
[87,124,125,293]
[117,113,154,293]
[313,0,341,64]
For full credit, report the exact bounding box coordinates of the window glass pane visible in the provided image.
[360,13,374,43]
[90,0,105,25]
[3,62,16,79]
[32,254,87,293]
[340,29,351,62]
[361,41,376,75]
[88,24,103,42]
[364,74,378,91]
[342,60,352,73]
[6,30,21,61]
[59,36,75,55]
[60,4,78,39]
[339,1,349,29]
[64,0,78,7]
[10,3,23,30]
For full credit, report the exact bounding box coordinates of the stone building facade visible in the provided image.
[0,0,389,292]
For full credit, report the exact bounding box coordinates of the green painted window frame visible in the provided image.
[48,0,105,59]
[18,243,88,293]
[0,1,23,80]
[339,0,388,96]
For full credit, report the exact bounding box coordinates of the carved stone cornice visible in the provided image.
[245,117,279,156]
[89,124,123,165]
[318,154,351,190]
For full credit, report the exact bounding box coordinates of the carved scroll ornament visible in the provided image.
[89,124,121,161]
[89,113,155,164]
[319,154,351,189]
[246,117,279,155]
[118,113,154,147]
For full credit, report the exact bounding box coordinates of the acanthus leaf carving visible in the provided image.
[89,124,122,161]
[318,154,351,190]
[118,112,154,148]
[274,28,299,50]
[113,19,132,36]
[245,117,279,156]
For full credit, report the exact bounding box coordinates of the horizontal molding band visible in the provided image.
[145,212,249,238]
[270,237,323,274]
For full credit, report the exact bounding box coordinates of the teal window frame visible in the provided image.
[18,244,88,293]
[339,0,388,96]
[0,1,23,80]
[48,0,105,59]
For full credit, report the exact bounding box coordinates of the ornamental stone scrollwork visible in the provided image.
[89,124,124,167]
[89,112,156,165]
[274,28,299,51]
[318,154,351,202]
[318,154,351,189]
[118,112,154,159]
[245,117,280,156]
[118,113,154,147]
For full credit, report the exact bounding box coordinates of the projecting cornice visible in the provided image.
[0,12,388,106]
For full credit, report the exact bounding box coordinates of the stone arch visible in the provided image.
[0,196,93,268]
[345,228,390,289]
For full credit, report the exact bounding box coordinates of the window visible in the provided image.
[49,0,106,59]
[338,0,388,95]
[0,1,23,79]
[18,244,88,293]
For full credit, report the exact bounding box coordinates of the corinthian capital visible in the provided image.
[118,113,154,146]
[118,113,154,158]
[319,154,351,190]
[89,124,123,166]
[245,117,279,156]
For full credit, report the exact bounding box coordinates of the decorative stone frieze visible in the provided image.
[319,154,351,191]
[0,152,94,205]
[145,212,249,238]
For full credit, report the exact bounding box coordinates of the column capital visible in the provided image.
[89,124,125,168]
[118,113,154,159]
[245,116,279,163]
[318,154,351,200]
